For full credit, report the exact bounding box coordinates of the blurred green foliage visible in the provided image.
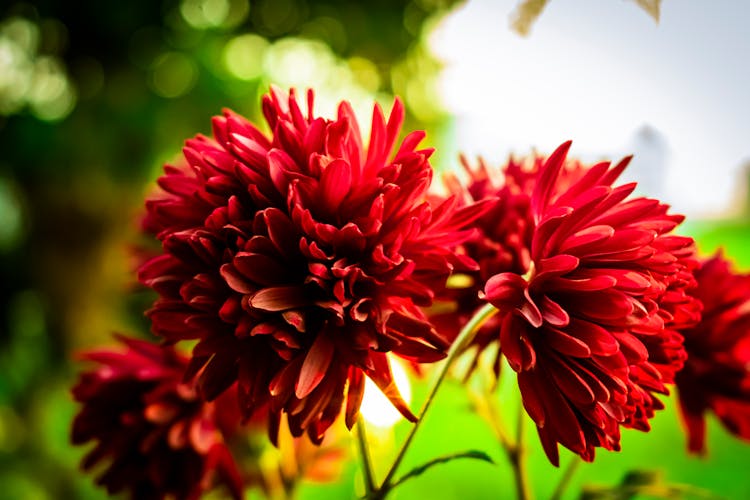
[0,0,748,499]
[0,0,462,497]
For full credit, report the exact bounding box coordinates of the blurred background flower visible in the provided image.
[1,0,749,498]
[676,253,750,455]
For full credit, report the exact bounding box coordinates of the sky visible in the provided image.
[429,0,750,218]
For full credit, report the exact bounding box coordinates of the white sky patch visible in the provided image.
[429,0,750,217]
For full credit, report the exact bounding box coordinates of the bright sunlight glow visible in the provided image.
[360,357,412,428]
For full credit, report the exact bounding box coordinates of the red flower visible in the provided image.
[431,153,585,377]
[483,141,698,465]
[140,87,489,443]
[71,336,244,500]
[676,253,750,453]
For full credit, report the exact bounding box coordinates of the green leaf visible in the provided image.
[621,469,663,488]
[390,450,495,491]
[580,469,722,500]
[630,0,661,23]
[509,0,551,36]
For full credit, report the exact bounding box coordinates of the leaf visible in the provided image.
[390,450,495,490]
[630,0,661,23]
[510,0,660,38]
[580,469,723,500]
[621,469,663,488]
[509,0,551,37]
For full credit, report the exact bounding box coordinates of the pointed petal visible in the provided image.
[345,367,365,429]
[296,334,335,398]
[531,141,572,221]
[249,286,311,311]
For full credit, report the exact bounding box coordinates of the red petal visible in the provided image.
[613,331,648,363]
[267,148,298,195]
[531,140,572,221]
[518,288,543,328]
[233,251,290,286]
[572,289,635,322]
[198,350,238,401]
[535,368,587,455]
[546,327,592,357]
[263,208,299,260]
[345,367,365,429]
[519,371,546,426]
[269,355,303,398]
[548,354,596,405]
[249,286,311,311]
[567,318,619,356]
[536,254,580,278]
[559,225,614,254]
[385,98,405,161]
[531,206,573,261]
[537,426,561,467]
[601,155,632,185]
[220,264,255,294]
[484,272,527,308]
[554,161,611,207]
[678,393,707,454]
[500,313,526,372]
[539,295,569,326]
[296,334,335,398]
[387,311,449,350]
[545,273,617,292]
[320,159,352,212]
[365,103,387,173]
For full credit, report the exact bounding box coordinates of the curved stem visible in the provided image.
[372,302,498,499]
[550,456,580,500]
[356,415,377,495]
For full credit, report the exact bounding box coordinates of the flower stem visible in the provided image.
[550,456,580,500]
[371,302,498,499]
[484,391,514,453]
[509,403,532,500]
[486,395,531,500]
[356,415,377,495]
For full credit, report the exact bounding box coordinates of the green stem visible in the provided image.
[510,402,532,500]
[356,416,377,495]
[550,456,580,500]
[372,302,498,499]
[485,393,514,453]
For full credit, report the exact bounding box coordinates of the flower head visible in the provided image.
[71,336,244,500]
[431,152,586,377]
[676,253,750,453]
[140,87,489,443]
[483,141,698,465]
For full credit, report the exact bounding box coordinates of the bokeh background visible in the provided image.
[0,0,748,498]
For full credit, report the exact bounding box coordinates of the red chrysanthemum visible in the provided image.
[483,141,698,465]
[139,87,489,443]
[71,336,244,500]
[676,253,750,453]
[431,153,585,377]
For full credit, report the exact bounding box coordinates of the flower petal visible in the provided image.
[296,334,335,399]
